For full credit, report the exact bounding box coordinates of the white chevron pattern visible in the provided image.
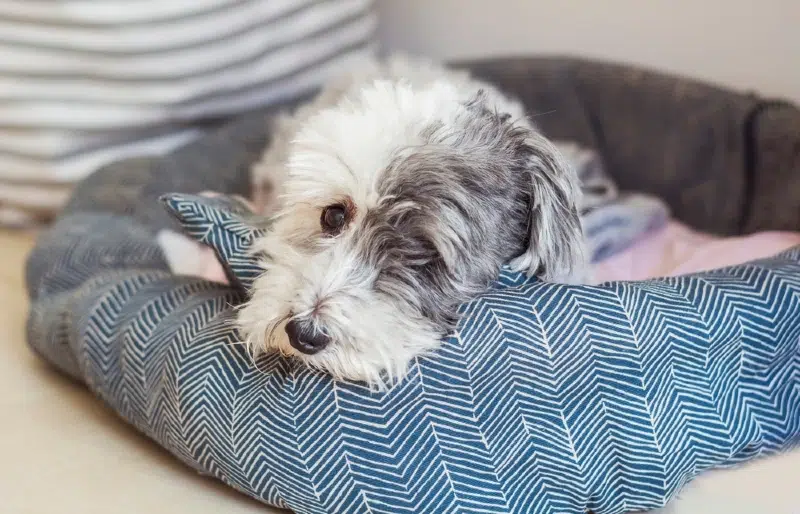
[26,194,800,514]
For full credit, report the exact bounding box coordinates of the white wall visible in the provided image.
[377,0,800,103]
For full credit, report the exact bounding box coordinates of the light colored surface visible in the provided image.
[377,0,800,104]
[1,228,798,513]
[656,449,800,514]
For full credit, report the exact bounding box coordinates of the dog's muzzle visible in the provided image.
[285,319,330,354]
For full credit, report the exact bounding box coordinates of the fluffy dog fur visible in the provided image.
[159,56,587,388]
[233,56,588,388]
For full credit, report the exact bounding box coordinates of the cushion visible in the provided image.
[27,188,800,514]
[0,0,378,227]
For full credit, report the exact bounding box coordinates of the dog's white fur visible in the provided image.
[248,57,534,213]
[164,55,587,389]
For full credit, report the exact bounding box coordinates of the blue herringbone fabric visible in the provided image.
[26,192,800,514]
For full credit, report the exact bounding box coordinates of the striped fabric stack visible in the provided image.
[0,0,377,226]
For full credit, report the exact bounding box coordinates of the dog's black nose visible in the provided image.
[285,319,330,354]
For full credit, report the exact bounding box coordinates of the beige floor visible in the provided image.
[0,229,797,514]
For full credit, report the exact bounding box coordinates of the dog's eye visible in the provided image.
[321,204,347,234]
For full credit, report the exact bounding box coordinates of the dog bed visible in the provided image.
[25,57,800,514]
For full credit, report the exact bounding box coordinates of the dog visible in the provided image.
[163,56,588,389]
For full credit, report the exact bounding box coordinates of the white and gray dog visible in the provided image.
[164,56,588,389]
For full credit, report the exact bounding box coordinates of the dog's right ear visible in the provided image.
[508,129,588,284]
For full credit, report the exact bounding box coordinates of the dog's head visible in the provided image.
[238,80,586,388]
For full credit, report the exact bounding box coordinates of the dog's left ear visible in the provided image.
[509,129,588,284]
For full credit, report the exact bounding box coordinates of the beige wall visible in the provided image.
[377,0,800,103]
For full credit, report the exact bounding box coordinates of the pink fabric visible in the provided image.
[592,221,800,283]
[195,244,230,284]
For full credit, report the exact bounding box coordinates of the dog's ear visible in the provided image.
[509,129,587,284]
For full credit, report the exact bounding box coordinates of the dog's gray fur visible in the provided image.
[239,55,587,387]
[364,91,584,332]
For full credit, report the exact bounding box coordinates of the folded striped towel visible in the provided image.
[0,0,377,226]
